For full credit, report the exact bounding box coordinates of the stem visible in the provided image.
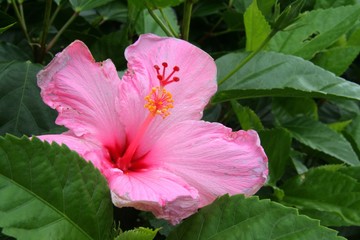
[218,30,277,86]
[46,11,79,52]
[49,3,62,27]
[181,0,194,41]
[159,8,178,37]
[37,0,52,62]
[147,6,174,37]
[12,1,32,48]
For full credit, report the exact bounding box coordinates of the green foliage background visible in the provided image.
[1,0,360,239]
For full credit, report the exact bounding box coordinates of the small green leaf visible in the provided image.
[290,149,308,174]
[0,135,113,239]
[281,166,360,226]
[345,115,360,154]
[0,61,57,136]
[282,117,360,166]
[214,52,360,102]
[259,128,292,185]
[268,5,360,59]
[115,227,158,240]
[167,195,344,240]
[243,0,272,51]
[230,101,264,131]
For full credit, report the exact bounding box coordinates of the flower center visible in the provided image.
[115,62,180,172]
[144,87,174,119]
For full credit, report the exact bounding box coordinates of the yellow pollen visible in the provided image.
[144,87,174,118]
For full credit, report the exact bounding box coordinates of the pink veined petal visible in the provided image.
[37,40,125,151]
[148,120,268,207]
[117,34,217,156]
[37,133,112,173]
[124,34,217,121]
[105,168,199,224]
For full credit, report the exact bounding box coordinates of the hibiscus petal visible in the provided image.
[106,168,199,224]
[118,34,217,154]
[37,41,125,150]
[37,133,112,173]
[149,120,268,207]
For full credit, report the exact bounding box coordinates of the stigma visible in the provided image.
[154,62,180,87]
[144,87,174,118]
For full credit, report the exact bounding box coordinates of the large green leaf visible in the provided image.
[135,7,179,37]
[281,117,359,166]
[131,0,184,10]
[259,128,292,185]
[314,0,356,9]
[281,166,360,226]
[267,5,360,59]
[0,136,113,239]
[272,97,318,123]
[90,29,130,69]
[0,42,30,62]
[0,61,57,136]
[167,195,344,240]
[69,0,114,12]
[243,0,271,51]
[214,52,360,102]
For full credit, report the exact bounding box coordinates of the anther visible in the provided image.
[144,87,174,119]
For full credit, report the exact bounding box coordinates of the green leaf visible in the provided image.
[167,195,344,240]
[96,1,128,22]
[135,7,179,37]
[290,149,308,174]
[0,42,30,62]
[69,0,114,12]
[312,22,360,75]
[281,117,360,166]
[131,0,184,10]
[230,101,264,131]
[0,135,113,239]
[272,97,318,123]
[0,11,16,34]
[214,51,360,102]
[259,128,292,185]
[0,61,57,136]
[345,115,360,154]
[243,0,272,51]
[90,29,130,69]
[115,227,158,240]
[327,120,352,133]
[312,45,360,76]
[314,0,356,9]
[281,166,360,226]
[267,5,360,59]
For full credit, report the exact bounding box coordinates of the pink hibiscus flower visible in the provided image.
[37,34,268,224]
